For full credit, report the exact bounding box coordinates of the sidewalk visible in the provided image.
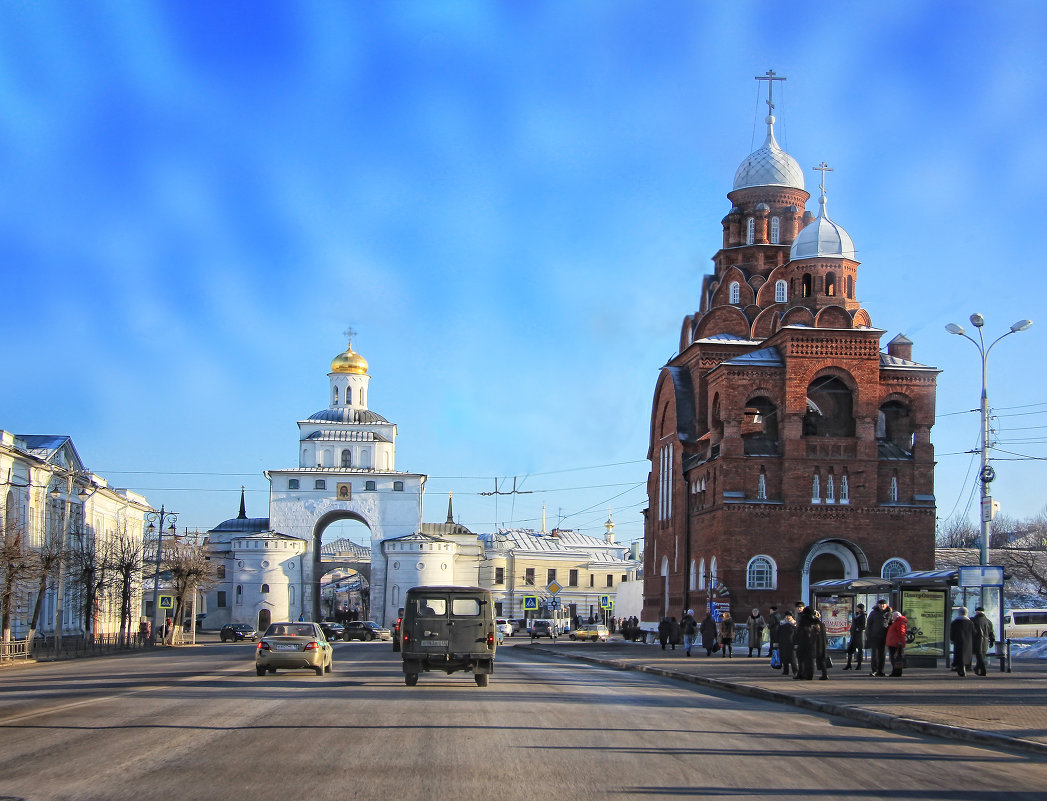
[527,638,1047,756]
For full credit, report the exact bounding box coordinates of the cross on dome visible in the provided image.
[755,68,786,116]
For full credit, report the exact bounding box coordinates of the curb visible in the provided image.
[530,646,1047,757]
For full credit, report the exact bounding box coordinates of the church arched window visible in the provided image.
[840,473,850,504]
[288,479,299,490]
[346,386,352,405]
[746,218,755,244]
[826,472,835,504]
[757,468,767,500]
[235,585,242,604]
[889,472,899,503]
[689,559,697,591]
[846,275,854,298]
[812,471,821,503]
[804,376,856,437]
[698,558,706,590]
[341,449,352,468]
[881,558,910,580]
[332,387,339,405]
[393,481,404,491]
[802,273,813,298]
[826,272,836,297]
[710,556,718,585]
[775,280,787,303]
[770,216,780,244]
[260,584,269,594]
[217,565,226,579]
[729,281,740,305]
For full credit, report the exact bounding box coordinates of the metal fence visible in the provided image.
[0,637,32,662]
[23,632,150,661]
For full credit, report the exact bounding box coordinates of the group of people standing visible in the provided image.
[949,606,996,677]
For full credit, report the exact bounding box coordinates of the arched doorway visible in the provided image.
[801,539,867,603]
[257,608,271,632]
[311,511,373,621]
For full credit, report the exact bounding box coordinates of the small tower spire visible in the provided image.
[604,508,616,544]
[446,492,454,524]
[755,68,787,141]
[237,486,247,519]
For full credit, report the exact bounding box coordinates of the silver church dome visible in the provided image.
[733,115,805,191]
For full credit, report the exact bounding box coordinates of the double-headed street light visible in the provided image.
[146,505,177,643]
[945,314,1033,570]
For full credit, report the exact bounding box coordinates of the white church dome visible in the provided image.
[733,115,805,191]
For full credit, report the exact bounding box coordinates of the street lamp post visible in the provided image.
[945,314,1033,574]
[146,505,177,644]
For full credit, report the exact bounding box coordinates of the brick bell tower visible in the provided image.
[643,71,938,622]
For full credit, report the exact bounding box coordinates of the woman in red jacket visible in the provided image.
[885,611,908,677]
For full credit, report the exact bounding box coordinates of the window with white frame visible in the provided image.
[889,474,899,503]
[757,469,767,500]
[746,555,776,590]
[746,218,755,244]
[689,559,697,591]
[826,473,835,504]
[729,281,740,305]
[341,449,352,468]
[658,444,674,521]
[770,216,780,244]
[710,556,718,586]
[881,558,910,580]
[698,558,706,590]
[775,279,788,303]
[840,474,850,504]
[812,472,821,503]
[346,386,352,404]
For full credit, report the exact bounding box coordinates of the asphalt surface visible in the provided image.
[525,634,1047,756]
[0,635,1044,800]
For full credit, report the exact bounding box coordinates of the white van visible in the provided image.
[1002,609,1047,639]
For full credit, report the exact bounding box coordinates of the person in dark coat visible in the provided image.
[681,609,699,657]
[718,611,735,658]
[746,609,766,657]
[667,616,682,650]
[658,616,670,650]
[767,605,783,650]
[777,612,798,675]
[950,607,975,677]
[843,603,867,670]
[971,606,996,676]
[700,613,718,656]
[866,599,891,677]
[794,607,828,680]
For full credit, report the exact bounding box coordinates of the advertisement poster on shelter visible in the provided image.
[815,595,853,638]
[901,590,946,656]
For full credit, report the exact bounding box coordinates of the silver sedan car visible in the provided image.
[255,622,333,676]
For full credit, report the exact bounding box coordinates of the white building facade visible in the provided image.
[0,431,151,639]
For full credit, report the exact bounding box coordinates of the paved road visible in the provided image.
[0,640,1043,800]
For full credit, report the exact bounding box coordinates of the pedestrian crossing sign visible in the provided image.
[599,595,612,609]
[523,595,538,611]
[158,595,174,609]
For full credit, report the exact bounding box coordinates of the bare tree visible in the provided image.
[67,527,114,641]
[0,522,40,642]
[163,535,218,644]
[27,527,67,642]
[111,531,145,644]
[936,515,978,548]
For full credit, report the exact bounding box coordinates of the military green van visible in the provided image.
[400,586,497,686]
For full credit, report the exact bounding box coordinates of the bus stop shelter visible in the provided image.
[891,569,957,668]
[809,577,893,651]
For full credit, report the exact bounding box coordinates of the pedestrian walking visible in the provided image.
[700,613,718,656]
[681,609,699,657]
[866,599,891,677]
[778,612,798,675]
[794,607,829,680]
[668,616,682,651]
[971,606,996,676]
[658,616,670,650]
[886,610,907,677]
[843,603,867,670]
[718,611,735,658]
[746,609,766,657]
[950,607,975,677]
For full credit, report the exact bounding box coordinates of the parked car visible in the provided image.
[569,624,609,642]
[343,620,392,641]
[496,618,514,637]
[319,621,344,641]
[255,622,333,676]
[220,623,257,642]
[393,607,405,652]
[529,620,556,639]
[510,619,525,635]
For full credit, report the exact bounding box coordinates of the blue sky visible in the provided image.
[2,3,1045,547]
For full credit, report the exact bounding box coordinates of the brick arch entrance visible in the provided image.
[801,539,868,603]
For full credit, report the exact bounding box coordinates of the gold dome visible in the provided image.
[330,342,369,375]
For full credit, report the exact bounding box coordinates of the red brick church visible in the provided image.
[644,73,938,621]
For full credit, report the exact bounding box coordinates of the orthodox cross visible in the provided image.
[813,161,833,197]
[755,69,787,114]
[342,326,357,345]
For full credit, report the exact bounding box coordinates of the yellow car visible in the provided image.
[569,624,609,642]
[255,622,334,676]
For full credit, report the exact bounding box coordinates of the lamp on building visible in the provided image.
[945,314,1033,571]
[146,505,178,643]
